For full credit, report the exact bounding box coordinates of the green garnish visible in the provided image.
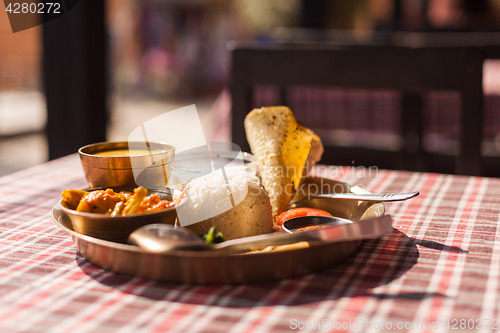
[203,226,224,244]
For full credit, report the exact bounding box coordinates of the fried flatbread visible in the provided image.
[244,106,324,226]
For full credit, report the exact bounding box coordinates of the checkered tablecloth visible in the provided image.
[0,154,499,332]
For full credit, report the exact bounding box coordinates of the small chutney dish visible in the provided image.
[59,186,182,243]
[78,141,175,188]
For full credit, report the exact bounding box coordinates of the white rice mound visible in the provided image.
[182,169,273,240]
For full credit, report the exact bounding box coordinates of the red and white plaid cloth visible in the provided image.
[0,154,499,332]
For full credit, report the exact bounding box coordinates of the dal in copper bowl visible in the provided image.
[78,141,175,188]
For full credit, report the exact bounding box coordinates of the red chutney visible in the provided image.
[276,207,332,226]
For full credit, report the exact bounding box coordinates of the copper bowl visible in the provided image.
[59,186,182,243]
[78,141,175,188]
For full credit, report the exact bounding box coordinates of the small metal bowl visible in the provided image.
[78,141,175,188]
[59,186,181,243]
[290,177,385,221]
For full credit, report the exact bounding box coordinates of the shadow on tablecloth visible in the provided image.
[77,228,461,306]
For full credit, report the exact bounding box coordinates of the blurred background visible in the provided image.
[1,0,500,176]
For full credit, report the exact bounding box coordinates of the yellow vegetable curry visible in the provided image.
[61,186,175,216]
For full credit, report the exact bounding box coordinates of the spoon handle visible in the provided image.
[214,215,393,252]
[314,191,419,202]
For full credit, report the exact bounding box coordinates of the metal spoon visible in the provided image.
[292,191,419,205]
[128,215,393,253]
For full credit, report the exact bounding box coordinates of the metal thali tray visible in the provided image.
[52,177,385,284]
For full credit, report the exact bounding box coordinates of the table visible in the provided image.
[1,154,499,332]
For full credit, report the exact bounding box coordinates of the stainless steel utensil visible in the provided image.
[294,191,419,203]
[128,215,393,253]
